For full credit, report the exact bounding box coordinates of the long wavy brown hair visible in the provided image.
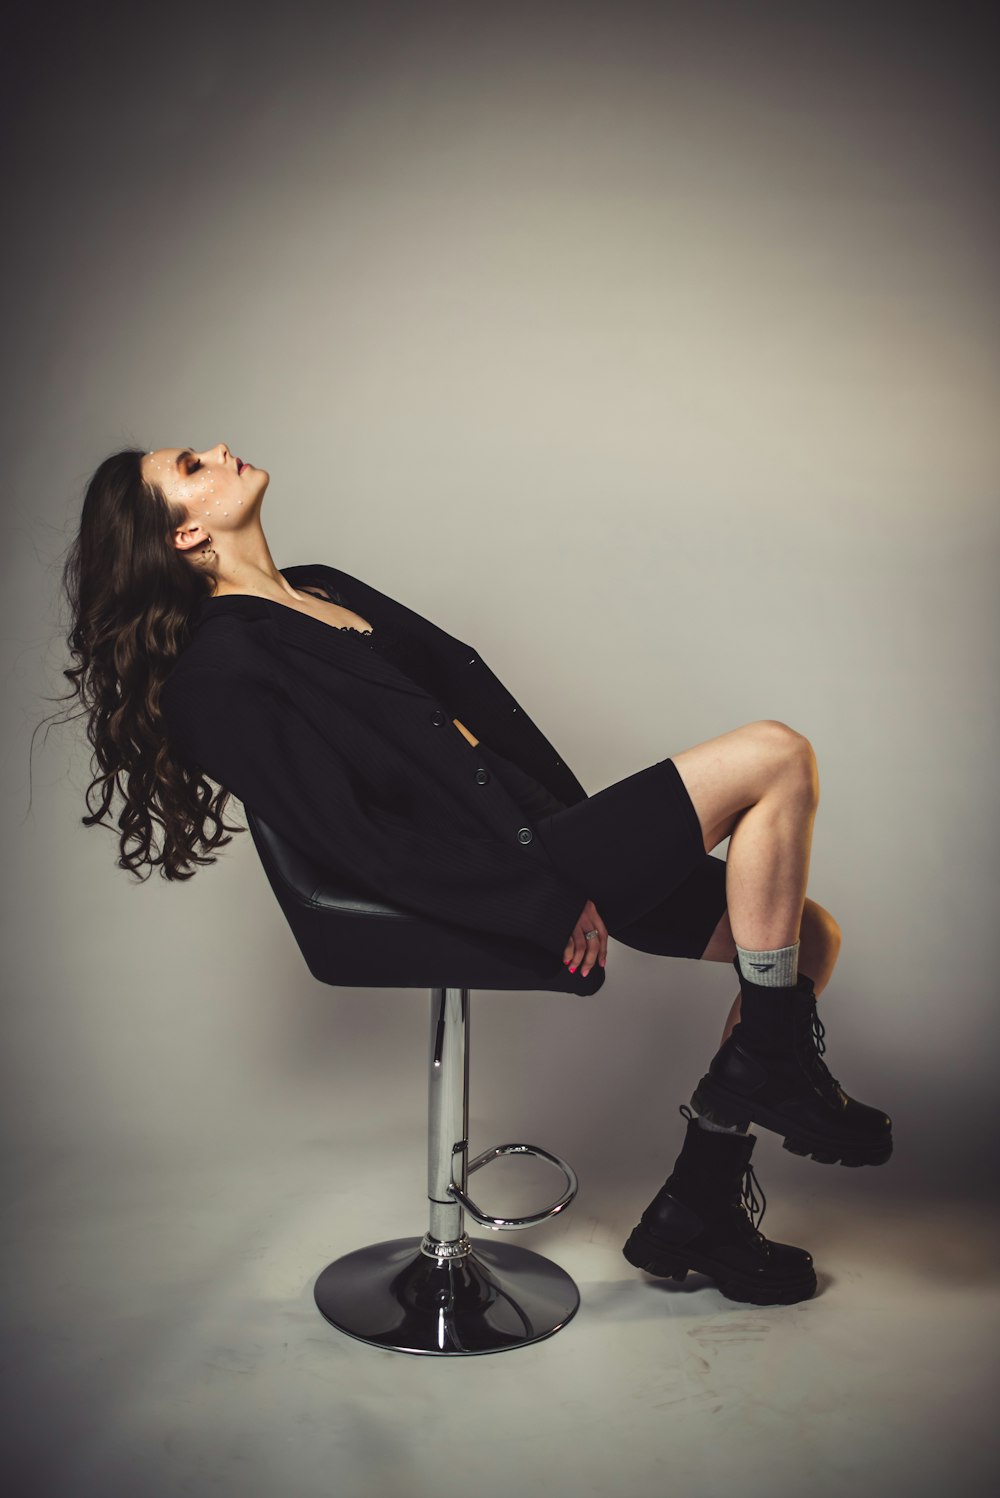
[44,447,244,880]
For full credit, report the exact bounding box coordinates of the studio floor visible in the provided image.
[2,1137,997,1498]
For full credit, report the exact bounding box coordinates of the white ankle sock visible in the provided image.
[736,940,800,987]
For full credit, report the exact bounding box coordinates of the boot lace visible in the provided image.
[741,1161,767,1239]
[800,998,844,1095]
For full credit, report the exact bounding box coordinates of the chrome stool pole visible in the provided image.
[313,987,581,1355]
[424,984,470,1254]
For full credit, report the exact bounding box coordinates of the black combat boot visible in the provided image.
[690,957,893,1167]
[622,1105,817,1306]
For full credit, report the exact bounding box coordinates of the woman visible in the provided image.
[59,440,892,1309]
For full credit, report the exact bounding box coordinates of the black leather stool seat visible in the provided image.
[247,805,605,995]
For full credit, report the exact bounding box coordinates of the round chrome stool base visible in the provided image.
[314,1235,580,1356]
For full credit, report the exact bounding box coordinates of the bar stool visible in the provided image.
[245,806,606,1357]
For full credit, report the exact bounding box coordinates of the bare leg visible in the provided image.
[669,720,827,1043]
[672,718,819,929]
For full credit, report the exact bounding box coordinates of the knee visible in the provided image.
[802,899,842,959]
[754,719,818,799]
[754,718,815,761]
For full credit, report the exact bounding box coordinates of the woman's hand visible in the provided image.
[563,899,608,977]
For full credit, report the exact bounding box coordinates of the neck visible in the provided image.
[208,525,303,603]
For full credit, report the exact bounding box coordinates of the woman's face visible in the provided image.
[141,442,269,552]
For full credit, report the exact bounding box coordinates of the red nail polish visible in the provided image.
[569,966,576,973]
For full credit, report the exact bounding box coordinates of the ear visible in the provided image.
[173,521,209,554]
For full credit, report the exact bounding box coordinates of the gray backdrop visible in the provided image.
[2,2,997,1469]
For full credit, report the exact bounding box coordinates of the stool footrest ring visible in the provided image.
[448,1142,579,1230]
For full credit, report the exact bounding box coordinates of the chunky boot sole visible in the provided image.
[622,1221,817,1307]
[691,1076,893,1167]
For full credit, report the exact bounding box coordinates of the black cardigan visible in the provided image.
[161,562,592,960]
